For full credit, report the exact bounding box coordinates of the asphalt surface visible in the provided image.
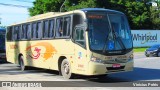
[0,52,160,90]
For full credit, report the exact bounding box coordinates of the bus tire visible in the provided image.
[19,55,25,71]
[61,59,73,79]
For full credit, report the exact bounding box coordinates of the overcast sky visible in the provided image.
[0,0,34,26]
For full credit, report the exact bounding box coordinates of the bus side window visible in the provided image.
[43,20,49,38]
[75,28,85,47]
[13,26,17,40]
[27,24,31,40]
[22,24,27,39]
[14,26,20,40]
[21,25,24,39]
[7,27,13,41]
[64,17,71,36]
[32,23,37,39]
[17,26,20,40]
[73,14,83,30]
[37,22,42,39]
[49,19,55,38]
[55,18,63,37]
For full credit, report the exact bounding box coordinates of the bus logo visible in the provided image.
[26,42,57,61]
[28,47,41,59]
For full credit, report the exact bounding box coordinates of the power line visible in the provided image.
[13,0,33,3]
[0,3,31,8]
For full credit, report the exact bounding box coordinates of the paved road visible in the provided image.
[0,52,160,90]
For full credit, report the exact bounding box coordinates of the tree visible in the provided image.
[65,0,96,11]
[124,1,151,29]
[150,6,160,29]
[28,0,155,29]
[29,0,63,16]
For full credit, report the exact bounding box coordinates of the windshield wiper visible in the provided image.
[102,34,109,53]
[112,29,126,51]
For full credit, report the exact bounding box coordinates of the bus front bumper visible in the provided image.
[87,59,133,75]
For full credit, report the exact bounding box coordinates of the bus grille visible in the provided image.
[104,59,128,64]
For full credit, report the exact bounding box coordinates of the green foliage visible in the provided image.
[28,0,160,29]
[133,47,148,52]
[29,0,63,16]
[65,0,96,11]
[124,1,151,29]
[150,6,160,29]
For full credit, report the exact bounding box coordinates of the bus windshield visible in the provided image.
[87,12,132,54]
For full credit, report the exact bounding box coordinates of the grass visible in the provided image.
[133,47,148,52]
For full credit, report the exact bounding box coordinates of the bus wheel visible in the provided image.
[61,59,73,79]
[19,55,25,71]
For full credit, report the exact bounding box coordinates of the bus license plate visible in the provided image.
[112,64,121,68]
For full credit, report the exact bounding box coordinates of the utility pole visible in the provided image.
[60,0,67,12]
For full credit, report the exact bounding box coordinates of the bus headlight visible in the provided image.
[91,56,104,63]
[129,54,133,60]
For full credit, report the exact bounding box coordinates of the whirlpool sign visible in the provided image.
[131,30,160,47]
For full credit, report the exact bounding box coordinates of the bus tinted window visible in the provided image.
[56,18,63,37]
[7,27,13,41]
[75,28,85,46]
[22,24,27,39]
[37,22,42,39]
[49,19,54,38]
[32,22,42,39]
[43,20,49,38]
[14,26,20,40]
[73,14,83,29]
[55,16,71,37]
[27,24,31,39]
[64,17,71,36]
[32,23,37,39]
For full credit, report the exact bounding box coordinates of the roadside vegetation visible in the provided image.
[133,47,149,52]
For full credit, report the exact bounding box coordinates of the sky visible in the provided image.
[0,0,35,26]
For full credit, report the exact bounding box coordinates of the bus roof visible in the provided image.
[8,8,124,26]
[80,8,124,14]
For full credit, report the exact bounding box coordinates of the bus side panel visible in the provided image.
[48,39,75,71]
[72,43,90,75]
[13,40,75,71]
[6,41,19,64]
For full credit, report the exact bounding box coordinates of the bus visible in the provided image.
[0,28,6,62]
[6,8,133,79]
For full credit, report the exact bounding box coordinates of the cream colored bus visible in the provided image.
[6,8,133,79]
